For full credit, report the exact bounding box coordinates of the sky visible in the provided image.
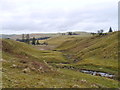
[0,0,119,34]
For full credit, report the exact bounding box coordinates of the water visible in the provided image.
[80,70,115,78]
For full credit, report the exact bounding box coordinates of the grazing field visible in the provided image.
[1,31,119,88]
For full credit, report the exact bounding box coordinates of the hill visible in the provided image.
[1,31,119,88]
[53,31,119,79]
[2,39,68,88]
[56,32,118,60]
[0,33,59,40]
[1,31,90,40]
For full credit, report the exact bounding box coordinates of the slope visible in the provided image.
[55,32,118,79]
[1,34,119,88]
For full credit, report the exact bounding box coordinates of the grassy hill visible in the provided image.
[53,32,119,79]
[56,32,118,59]
[1,31,119,88]
[2,39,67,88]
[46,33,91,47]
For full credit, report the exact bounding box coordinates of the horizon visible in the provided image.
[1,29,118,35]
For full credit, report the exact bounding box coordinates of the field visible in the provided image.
[1,31,119,88]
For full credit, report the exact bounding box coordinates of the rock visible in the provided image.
[38,66,43,72]
[10,64,17,68]
[91,84,99,88]
[72,84,80,88]
[107,75,114,79]
[81,79,87,83]
[92,72,97,75]
[96,73,101,76]
[39,66,42,70]
[22,68,30,73]
[30,67,36,71]
[0,59,6,62]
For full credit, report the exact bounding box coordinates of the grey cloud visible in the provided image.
[0,0,118,34]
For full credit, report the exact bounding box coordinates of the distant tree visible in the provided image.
[109,27,113,32]
[16,39,21,41]
[6,38,10,39]
[103,33,107,35]
[98,29,104,35]
[62,33,65,35]
[72,33,77,35]
[22,34,25,42]
[36,40,40,45]
[26,34,30,44]
[91,33,96,36]
[32,37,36,45]
[68,32,72,35]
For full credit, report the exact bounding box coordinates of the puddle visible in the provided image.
[80,70,115,78]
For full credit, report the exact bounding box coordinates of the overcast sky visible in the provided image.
[0,0,119,34]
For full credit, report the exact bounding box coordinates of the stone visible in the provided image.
[22,68,30,73]
[72,84,80,88]
[10,64,17,68]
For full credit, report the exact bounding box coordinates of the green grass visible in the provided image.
[46,34,91,46]
[2,39,67,63]
[2,65,119,88]
[1,31,119,88]
[53,32,118,75]
[48,31,119,81]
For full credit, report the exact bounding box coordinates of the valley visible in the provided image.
[1,31,119,88]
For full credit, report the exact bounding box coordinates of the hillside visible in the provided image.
[2,39,67,87]
[56,32,118,60]
[1,32,119,88]
[53,31,119,79]
[46,33,91,46]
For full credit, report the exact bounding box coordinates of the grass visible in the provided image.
[2,64,119,88]
[46,34,91,46]
[47,31,119,80]
[53,32,118,75]
[2,39,67,63]
[1,31,119,88]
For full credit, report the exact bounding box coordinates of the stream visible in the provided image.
[80,69,115,79]
[38,47,116,79]
[53,63,116,79]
